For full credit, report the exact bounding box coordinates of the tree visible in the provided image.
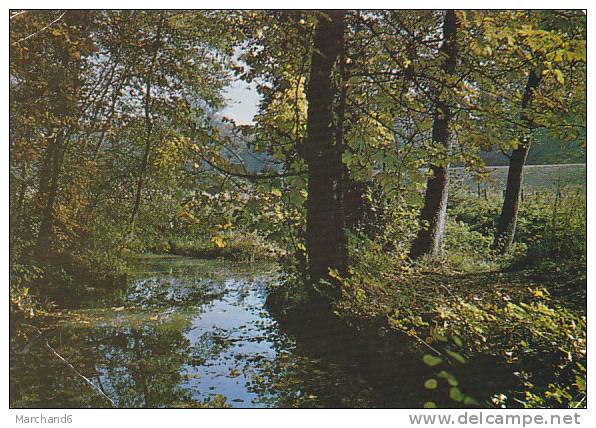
[10,10,235,264]
[302,11,348,290]
[485,11,586,253]
[236,11,353,291]
[10,10,96,259]
[409,10,458,259]
[493,69,541,253]
[127,12,166,238]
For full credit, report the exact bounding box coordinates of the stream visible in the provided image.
[10,255,513,408]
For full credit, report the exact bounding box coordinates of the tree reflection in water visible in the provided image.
[10,256,515,408]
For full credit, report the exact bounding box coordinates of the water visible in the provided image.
[10,255,515,408]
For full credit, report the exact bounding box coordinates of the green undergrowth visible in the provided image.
[152,232,281,262]
[334,244,585,407]
[330,191,586,408]
[10,242,133,322]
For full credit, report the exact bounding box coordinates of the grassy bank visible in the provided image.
[151,231,281,262]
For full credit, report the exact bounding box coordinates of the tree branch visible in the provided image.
[12,11,67,46]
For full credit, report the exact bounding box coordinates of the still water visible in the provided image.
[10,255,510,408]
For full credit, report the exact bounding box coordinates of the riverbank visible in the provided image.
[153,234,282,262]
[10,245,586,409]
[10,255,490,408]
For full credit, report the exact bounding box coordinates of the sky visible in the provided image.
[219,77,261,125]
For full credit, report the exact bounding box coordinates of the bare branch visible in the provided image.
[10,10,28,20]
[11,11,66,46]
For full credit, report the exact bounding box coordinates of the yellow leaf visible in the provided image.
[328,268,341,280]
[211,236,225,248]
[553,69,565,85]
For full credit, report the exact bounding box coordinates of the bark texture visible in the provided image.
[493,70,542,254]
[410,10,458,259]
[302,11,348,291]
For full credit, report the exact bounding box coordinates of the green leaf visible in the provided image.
[424,378,438,390]
[446,349,467,364]
[422,354,443,367]
[452,335,463,347]
[270,188,282,197]
[437,370,459,386]
[575,375,586,392]
[423,401,437,408]
[450,387,465,402]
[463,396,480,406]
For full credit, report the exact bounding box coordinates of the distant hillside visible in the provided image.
[480,130,586,166]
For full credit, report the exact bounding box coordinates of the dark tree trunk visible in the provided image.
[410,10,458,259]
[33,11,89,260]
[35,131,65,259]
[302,11,347,292]
[334,21,372,234]
[344,179,371,230]
[493,70,542,254]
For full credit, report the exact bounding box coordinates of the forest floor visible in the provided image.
[415,267,586,315]
[331,233,586,408]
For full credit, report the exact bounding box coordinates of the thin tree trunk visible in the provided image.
[128,79,154,236]
[34,130,65,259]
[493,70,542,254]
[302,11,347,293]
[128,15,164,238]
[410,10,458,259]
[92,62,133,160]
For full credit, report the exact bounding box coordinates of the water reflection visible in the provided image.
[10,256,514,408]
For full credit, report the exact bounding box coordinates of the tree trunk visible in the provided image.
[334,18,372,234]
[33,11,88,260]
[302,11,347,292]
[410,10,458,259]
[128,80,154,236]
[128,15,164,238]
[34,131,65,259]
[493,70,542,254]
